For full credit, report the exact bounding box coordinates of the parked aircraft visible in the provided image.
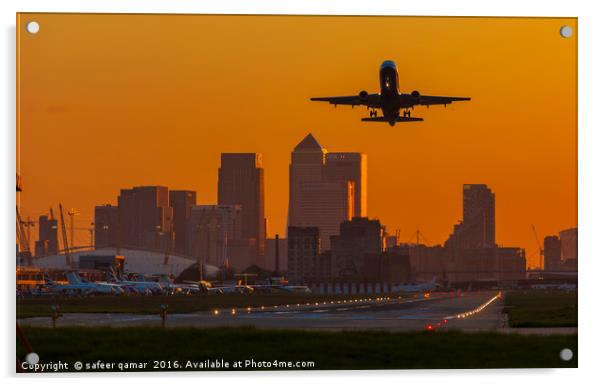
[46,271,124,295]
[391,277,440,293]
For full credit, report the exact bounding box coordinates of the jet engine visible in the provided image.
[359,90,369,101]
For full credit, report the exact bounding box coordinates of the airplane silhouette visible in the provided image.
[310,60,470,126]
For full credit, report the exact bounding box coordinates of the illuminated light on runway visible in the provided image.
[231,309,236,315]
[212,309,219,316]
[449,292,502,320]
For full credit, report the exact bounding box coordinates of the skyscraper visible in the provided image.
[559,227,578,262]
[169,190,197,254]
[324,152,367,217]
[94,204,118,249]
[462,184,495,248]
[443,184,525,282]
[446,184,495,249]
[297,181,354,250]
[544,235,562,271]
[218,153,266,265]
[288,134,327,227]
[34,214,58,257]
[117,186,172,250]
[288,134,367,249]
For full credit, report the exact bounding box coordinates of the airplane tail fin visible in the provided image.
[108,267,120,282]
[44,273,56,286]
[65,271,82,284]
[362,116,423,122]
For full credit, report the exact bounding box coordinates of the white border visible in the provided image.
[2,1,600,385]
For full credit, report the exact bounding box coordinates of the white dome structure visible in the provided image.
[30,247,205,277]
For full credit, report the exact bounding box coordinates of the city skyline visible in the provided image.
[17,14,577,268]
[24,135,574,272]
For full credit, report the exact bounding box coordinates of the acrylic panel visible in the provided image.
[16,13,577,372]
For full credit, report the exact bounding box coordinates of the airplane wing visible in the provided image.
[399,93,470,107]
[310,93,381,108]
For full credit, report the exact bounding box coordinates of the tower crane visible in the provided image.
[531,224,544,270]
[407,229,430,245]
[19,215,35,255]
[67,208,80,251]
[16,206,32,265]
[59,204,72,266]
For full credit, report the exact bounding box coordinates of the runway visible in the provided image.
[20,291,505,331]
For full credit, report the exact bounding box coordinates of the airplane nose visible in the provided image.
[381,60,396,70]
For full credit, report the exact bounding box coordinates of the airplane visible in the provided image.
[46,271,124,295]
[107,270,165,295]
[249,284,312,294]
[391,277,440,294]
[531,283,577,291]
[310,60,470,126]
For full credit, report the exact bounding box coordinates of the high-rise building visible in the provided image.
[462,184,495,248]
[443,184,525,282]
[297,181,354,250]
[169,190,197,255]
[324,152,367,217]
[446,184,495,250]
[218,153,266,266]
[544,235,562,271]
[288,134,367,249]
[187,205,244,268]
[559,227,578,262]
[117,186,172,250]
[94,204,119,249]
[34,214,58,257]
[287,226,321,283]
[330,217,384,280]
[288,134,327,227]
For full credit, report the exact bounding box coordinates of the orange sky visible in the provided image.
[16,14,577,268]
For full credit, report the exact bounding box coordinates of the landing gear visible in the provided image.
[369,109,377,118]
[403,109,411,118]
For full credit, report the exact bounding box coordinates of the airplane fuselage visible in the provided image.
[379,60,401,125]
